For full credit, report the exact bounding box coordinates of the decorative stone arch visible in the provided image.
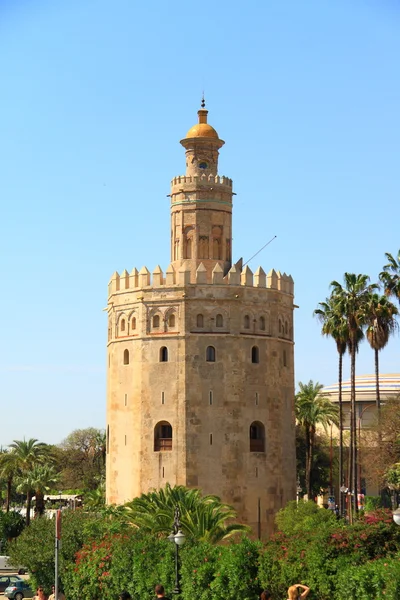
[242,311,255,331]
[165,307,177,330]
[259,312,270,334]
[116,312,128,337]
[212,226,222,260]
[278,314,284,337]
[250,421,265,452]
[196,313,204,328]
[183,225,195,259]
[148,307,163,332]
[212,308,228,330]
[198,235,209,259]
[128,310,138,333]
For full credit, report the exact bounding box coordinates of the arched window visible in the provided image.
[244,315,250,329]
[123,349,129,365]
[186,238,192,259]
[168,314,176,328]
[131,317,136,330]
[154,421,173,451]
[120,319,126,332]
[206,346,216,362]
[153,315,160,328]
[197,314,204,327]
[216,314,223,328]
[213,238,221,259]
[260,316,265,331]
[160,347,168,362]
[252,346,259,364]
[250,421,265,452]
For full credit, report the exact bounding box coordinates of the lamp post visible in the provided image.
[168,506,186,594]
[296,476,302,504]
[393,506,400,526]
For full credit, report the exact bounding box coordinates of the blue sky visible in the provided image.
[1,0,399,446]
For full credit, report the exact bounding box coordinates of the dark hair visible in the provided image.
[119,592,132,600]
[261,590,272,600]
[155,585,165,596]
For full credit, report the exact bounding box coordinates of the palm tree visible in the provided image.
[125,483,250,542]
[314,297,348,514]
[30,464,59,516]
[365,294,398,413]
[330,274,378,514]
[0,451,19,512]
[380,250,400,305]
[295,380,339,500]
[9,439,52,525]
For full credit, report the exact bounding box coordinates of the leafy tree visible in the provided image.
[380,249,400,305]
[330,274,378,514]
[295,380,339,500]
[125,483,250,542]
[83,483,105,510]
[57,428,106,491]
[275,500,336,535]
[314,297,348,512]
[296,426,333,499]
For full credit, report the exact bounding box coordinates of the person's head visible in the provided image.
[155,585,165,597]
[119,592,132,600]
[260,589,272,600]
[37,587,45,597]
[288,586,299,600]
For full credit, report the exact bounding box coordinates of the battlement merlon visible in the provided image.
[108,264,294,297]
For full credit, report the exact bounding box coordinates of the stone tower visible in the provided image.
[106,102,296,537]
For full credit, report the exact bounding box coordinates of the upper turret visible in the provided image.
[180,99,225,177]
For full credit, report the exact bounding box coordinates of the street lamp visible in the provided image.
[296,476,302,504]
[393,507,400,526]
[168,506,186,594]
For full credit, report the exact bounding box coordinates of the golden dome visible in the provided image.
[185,122,219,138]
[185,107,219,139]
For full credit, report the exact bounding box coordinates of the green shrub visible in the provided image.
[364,495,382,512]
[334,556,400,600]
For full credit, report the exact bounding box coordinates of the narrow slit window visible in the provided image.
[132,317,136,330]
[209,391,213,405]
[125,435,127,446]
[255,392,259,406]
[124,393,127,406]
[161,391,165,405]
[209,433,213,446]
[123,349,129,365]
[255,467,258,478]
[162,467,165,478]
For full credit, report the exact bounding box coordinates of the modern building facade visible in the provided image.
[105,103,296,537]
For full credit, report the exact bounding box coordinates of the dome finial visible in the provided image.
[201,93,205,109]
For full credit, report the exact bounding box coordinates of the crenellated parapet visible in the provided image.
[108,262,294,296]
[170,173,233,192]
